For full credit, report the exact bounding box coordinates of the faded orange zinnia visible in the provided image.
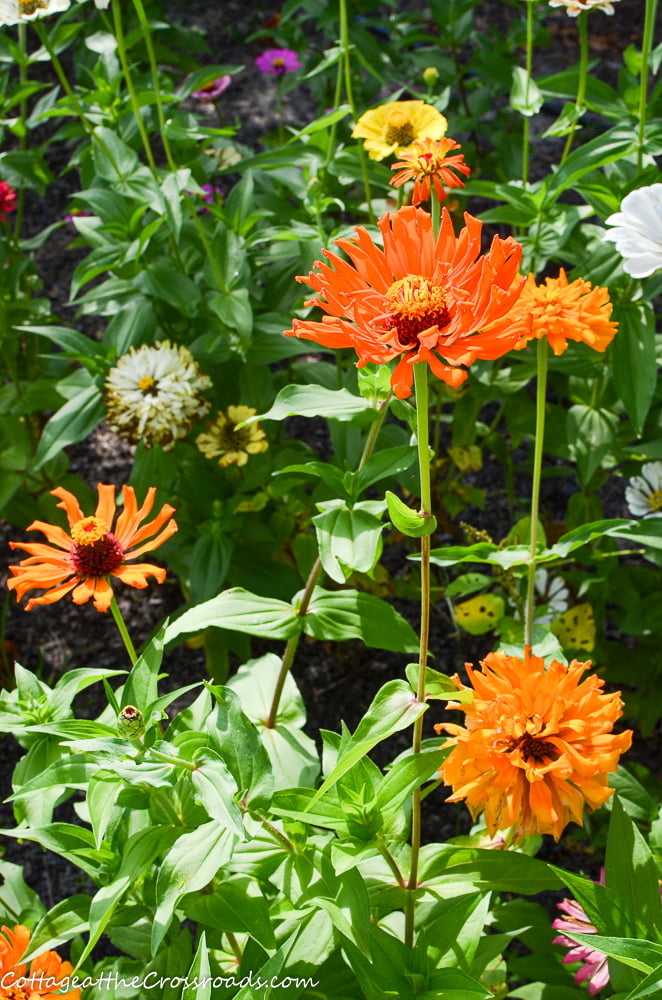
[390,137,471,206]
[0,924,79,1000]
[436,650,632,841]
[482,268,618,356]
[285,206,524,399]
[7,483,177,613]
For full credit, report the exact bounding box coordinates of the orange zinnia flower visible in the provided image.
[436,650,632,841]
[482,268,618,356]
[390,137,471,206]
[7,484,177,613]
[0,924,80,999]
[285,206,524,399]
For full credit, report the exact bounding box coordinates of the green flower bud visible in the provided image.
[422,66,439,88]
[118,705,145,740]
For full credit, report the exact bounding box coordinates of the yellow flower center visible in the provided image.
[273,57,285,67]
[69,517,125,578]
[18,0,48,10]
[4,986,30,1000]
[383,275,450,347]
[383,108,415,147]
[648,489,662,512]
[138,375,157,394]
[71,516,109,546]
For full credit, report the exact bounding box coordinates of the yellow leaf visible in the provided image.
[551,603,595,652]
[454,594,505,635]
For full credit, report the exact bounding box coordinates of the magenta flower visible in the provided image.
[552,894,610,995]
[255,48,301,76]
[192,75,232,101]
[0,180,17,222]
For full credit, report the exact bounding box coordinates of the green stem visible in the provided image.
[561,11,588,164]
[339,0,374,222]
[112,0,157,170]
[323,49,345,170]
[377,841,407,888]
[522,0,534,188]
[225,932,243,965]
[130,0,175,169]
[148,747,196,772]
[110,594,138,665]
[524,337,548,649]
[638,0,660,170]
[264,395,392,728]
[13,23,27,240]
[405,362,432,950]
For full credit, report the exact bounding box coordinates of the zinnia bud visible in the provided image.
[118,705,145,740]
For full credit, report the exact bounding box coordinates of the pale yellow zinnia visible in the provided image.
[352,100,448,161]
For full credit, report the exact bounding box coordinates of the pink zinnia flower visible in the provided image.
[552,874,610,995]
[192,75,232,101]
[0,181,17,221]
[255,48,301,76]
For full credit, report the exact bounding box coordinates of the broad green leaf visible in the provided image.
[246,384,373,424]
[204,685,274,811]
[622,962,662,999]
[563,933,662,974]
[182,931,212,1000]
[304,587,419,653]
[606,797,662,939]
[184,877,276,950]
[567,404,619,486]
[191,752,245,836]
[423,846,563,894]
[405,664,474,703]
[510,66,543,117]
[21,896,90,962]
[356,446,416,491]
[313,502,385,583]
[0,861,42,925]
[32,381,105,469]
[550,603,596,652]
[92,125,140,181]
[544,126,636,201]
[152,823,236,953]
[165,588,302,643]
[386,490,437,537]
[308,680,427,806]
[122,625,165,711]
[226,653,306,727]
[611,302,657,437]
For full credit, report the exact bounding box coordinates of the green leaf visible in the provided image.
[622,962,662,999]
[423,846,563,894]
[611,302,657,437]
[204,685,274,810]
[247,384,373,424]
[313,502,385,583]
[304,587,419,652]
[562,933,662,974]
[405,664,474,703]
[135,259,202,317]
[21,896,90,962]
[92,126,140,181]
[356,446,417,492]
[32,380,105,470]
[544,126,636,201]
[184,877,276,950]
[191,751,245,836]
[453,594,505,635]
[606,797,662,939]
[510,66,544,117]
[308,680,427,806]
[165,588,302,643]
[182,931,212,1000]
[122,625,165,712]
[567,404,619,485]
[385,490,437,537]
[152,823,236,953]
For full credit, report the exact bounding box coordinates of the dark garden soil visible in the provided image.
[0,0,658,955]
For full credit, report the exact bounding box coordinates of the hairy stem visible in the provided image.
[524,336,549,649]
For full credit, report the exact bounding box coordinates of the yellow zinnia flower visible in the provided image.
[196,405,268,467]
[352,100,448,161]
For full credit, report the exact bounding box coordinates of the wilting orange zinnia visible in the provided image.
[482,268,618,356]
[0,924,79,1000]
[390,137,471,206]
[7,484,177,613]
[285,206,524,399]
[436,651,632,841]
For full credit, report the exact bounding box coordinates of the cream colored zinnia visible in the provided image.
[105,341,211,450]
[352,100,447,161]
[0,0,70,21]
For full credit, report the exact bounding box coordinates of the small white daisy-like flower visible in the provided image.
[603,184,662,279]
[549,0,618,14]
[534,568,570,625]
[105,340,211,451]
[0,0,70,23]
[625,461,662,518]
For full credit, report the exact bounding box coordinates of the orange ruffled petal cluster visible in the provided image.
[7,483,177,613]
[285,206,524,399]
[0,924,79,999]
[390,137,471,206]
[436,650,632,842]
[482,268,618,356]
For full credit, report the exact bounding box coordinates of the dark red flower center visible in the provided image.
[382,275,451,347]
[69,517,125,578]
[511,733,558,763]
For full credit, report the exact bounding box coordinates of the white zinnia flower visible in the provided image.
[532,569,570,625]
[105,341,211,451]
[548,0,618,14]
[0,0,70,23]
[625,462,662,518]
[603,183,662,278]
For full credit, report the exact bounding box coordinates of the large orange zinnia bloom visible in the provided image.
[7,484,177,613]
[436,651,632,841]
[285,206,524,399]
[482,268,618,356]
[0,924,80,999]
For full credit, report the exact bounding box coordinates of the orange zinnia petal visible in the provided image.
[51,487,85,528]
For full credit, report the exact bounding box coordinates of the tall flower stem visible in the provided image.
[524,336,549,649]
[560,12,588,164]
[13,23,28,240]
[338,0,374,223]
[522,0,534,188]
[404,361,433,949]
[110,594,138,665]
[112,0,157,171]
[264,396,392,728]
[638,0,660,170]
